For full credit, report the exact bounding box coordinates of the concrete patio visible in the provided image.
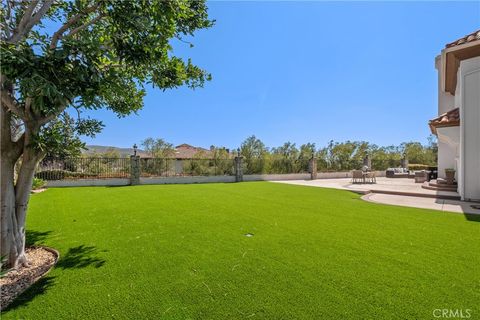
[363,193,480,215]
[274,177,480,215]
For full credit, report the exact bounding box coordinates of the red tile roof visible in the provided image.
[174,144,213,159]
[429,108,460,134]
[446,30,480,48]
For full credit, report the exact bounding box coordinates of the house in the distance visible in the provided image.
[173,143,214,159]
[173,144,234,175]
[429,30,480,201]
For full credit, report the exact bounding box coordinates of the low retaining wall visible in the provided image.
[244,173,311,181]
[46,178,130,187]
[140,176,236,185]
[44,171,387,187]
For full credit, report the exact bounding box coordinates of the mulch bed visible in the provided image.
[31,188,47,194]
[0,246,58,310]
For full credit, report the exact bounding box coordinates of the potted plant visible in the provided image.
[445,168,456,185]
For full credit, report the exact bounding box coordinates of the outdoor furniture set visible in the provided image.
[386,167,438,183]
[351,169,376,184]
[385,168,413,178]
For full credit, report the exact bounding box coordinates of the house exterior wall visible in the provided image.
[435,55,455,115]
[435,55,458,182]
[436,127,460,179]
[457,56,480,201]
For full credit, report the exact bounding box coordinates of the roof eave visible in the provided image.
[441,40,480,95]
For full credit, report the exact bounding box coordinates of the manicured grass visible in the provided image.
[3,182,479,319]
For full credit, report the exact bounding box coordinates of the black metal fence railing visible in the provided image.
[316,159,364,172]
[140,158,235,177]
[35,157,315,181]
[35,157,237,180]
[242,158,310,175]
[34,156,430,182]
[315,159,409,172]
[35,157,130,180]
[371,159,404,171]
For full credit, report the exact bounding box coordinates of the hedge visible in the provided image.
[35,170,99,180]
[407,164,430,171]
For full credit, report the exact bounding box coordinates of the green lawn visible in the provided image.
[3,182,479,319]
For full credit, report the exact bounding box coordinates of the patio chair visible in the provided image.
[414,170,428,183]
[365,171,376,184]
[351,170,364,184]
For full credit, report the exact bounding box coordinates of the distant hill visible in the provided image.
[83,144,220,158]
[84,145,148,157]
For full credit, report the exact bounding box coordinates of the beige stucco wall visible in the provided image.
[436,126,459,179]
[435,55,455,115]
[46,178,130,187]
[435,55,459,182]
[457,56,480,201]
[141,175,236,184]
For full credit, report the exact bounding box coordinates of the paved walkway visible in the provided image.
[274,177,480,215]
[274,177,459,198]
[362,193,480,215]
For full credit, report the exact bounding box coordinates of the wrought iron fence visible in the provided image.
[316,158,364,172]
[316,159,410,172]
[35,157,236,180]
[140,158,235,177]
[34,155,422,182]
[35,156,315,181]
[242,158,310,175]
[35,157,130,180]
[371,158,403,171]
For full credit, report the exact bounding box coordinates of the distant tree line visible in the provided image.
[133,136,438,174]
[63,135,437,175]
[238,135,437,174]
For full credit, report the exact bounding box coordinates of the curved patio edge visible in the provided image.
[361,193,480,215]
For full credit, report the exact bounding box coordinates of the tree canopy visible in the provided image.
[0,0,214,267]
[141,137,175,158]
[236,136,437,174]
[1,0,214,154]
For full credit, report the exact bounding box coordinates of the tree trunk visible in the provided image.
[0,107,42,268]
[0,156,28,268]
[14,147,43,263]
[1,107,22,267]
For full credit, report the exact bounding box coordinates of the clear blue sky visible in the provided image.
[81,1,480,150]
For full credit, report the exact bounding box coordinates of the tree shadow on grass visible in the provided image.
[3,276,56,312]
[464,213,480,222]
[26,230,107,269]
[25,230,53,246]
[3,240,106,312]
[56,245,106,269]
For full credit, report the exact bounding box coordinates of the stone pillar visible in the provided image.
[363,154,371,169]
[309,157,317,180]
[400,156,408,169]
[234,156,243,182]
[130,155,140,185]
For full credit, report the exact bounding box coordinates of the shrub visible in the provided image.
[32,177,46,190]
[408,164,429,171]
[64,172,99,179]
[35,170,66,180]
[35,170,100,180]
